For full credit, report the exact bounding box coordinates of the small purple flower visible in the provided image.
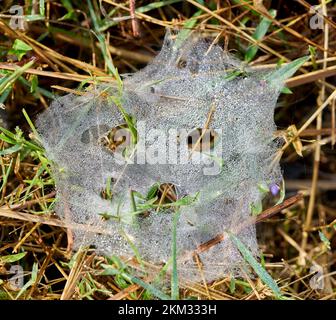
[269,183,280,196]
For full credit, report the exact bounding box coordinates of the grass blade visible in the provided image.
[16,262,38,300]
[123,273,170,300]
[0,60,35,95]
[265,56,309,86]
[171,211,180,300]
[0,144,22,156]
[22,108,40,141]
[0,252,27,264]
[137,0,183,13]
[174,0,204,49]
[101,266,170,300]
[229,232,283,299]
[245,9,276,62]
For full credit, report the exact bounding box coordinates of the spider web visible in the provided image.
[36,31,285,283]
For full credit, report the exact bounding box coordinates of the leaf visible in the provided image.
[143,196,159,206]
[136,192,199,212]
[29,75,38,93]
[104,176,113,200]
[229,232,283,298]
[275,179,286,206]
[119,229,145,271]
[0,134,14,145]
[0,60,35,95]
[16,262,38,299]
[0,290,8,300]
[87,0,120,81]
[0,158,13,194]
[8,40,33,61]
[0,252,27,264]
[0,125,43,154]
[231,0,259,16]
[123,273,170,300]
[257,182,269,194]
[59,11,76,21]
[174,2,204,50]
[99,0,184,31]
[0,144,22,156]
[0,87,11,105]
[250,200,263,215]
[173,193,199,206]
[245,9,276,62]
[110,96,137,146]
[260,252,266,268]
[24,15,45,22]
[309,46,317,70]
[318,231,331,250]
[281,87,293,94]
[101,266,170,300]
[22,108,41,142]
[146,183,160,200]
[12,39,33,52]
[18,75,53,99]
[224,69,245,81]
[143,257,173,299]
[61,0,74,12]
[59,0,76,21]
[171,211,180,300]
[136,0,183,13]
[39,0,45,16]
[265,56,309,87]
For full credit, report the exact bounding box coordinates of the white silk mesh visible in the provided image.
[36,31,285,282]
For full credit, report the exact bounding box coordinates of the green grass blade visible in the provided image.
[171,211,180,300]
[101,266,170,300]
[318,231,331,250]
[8,39,33,61]
[119,229,145,271]
[87,0,120,80]
[265,56,309,86]
[245,9,276,62]
[231,0,259,16]
[229,232,283,299]
[39,0,45,16]
[99,0,184,32]
[0,144,22,156]
[137,0,183,13]
[0,158,13,193]
[174,10,202,50]
[16,262,38,300]
[275,179,285,205]
[123,273,170,300]
[0,60,35,95]
[22,108,40,141]
[0,252,27,264]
